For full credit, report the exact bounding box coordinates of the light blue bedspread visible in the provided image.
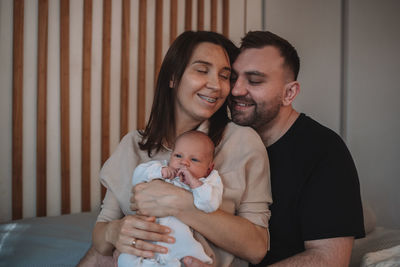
[0,211,98,267]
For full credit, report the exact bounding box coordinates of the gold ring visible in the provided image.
[131,238,137,247]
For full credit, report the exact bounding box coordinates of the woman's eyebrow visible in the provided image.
[192,60,211,66]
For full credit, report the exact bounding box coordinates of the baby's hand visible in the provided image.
[161,166,177,179]
[178,168,203,189]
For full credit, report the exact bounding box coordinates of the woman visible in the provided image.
[81,31,272,267]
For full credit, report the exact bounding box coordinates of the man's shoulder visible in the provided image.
[296,114,344,145]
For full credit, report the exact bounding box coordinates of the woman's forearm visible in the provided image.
[92,221,117,255]
[177,208,269,264]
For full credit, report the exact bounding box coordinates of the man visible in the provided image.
[228,31,365,266]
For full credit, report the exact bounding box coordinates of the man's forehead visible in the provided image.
[233,46,283,74]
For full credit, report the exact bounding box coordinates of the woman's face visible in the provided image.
[174,42,231,125]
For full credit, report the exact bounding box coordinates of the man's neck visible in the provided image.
[257,107,299,147]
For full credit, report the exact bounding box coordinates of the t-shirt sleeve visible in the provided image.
[300,137,365,240]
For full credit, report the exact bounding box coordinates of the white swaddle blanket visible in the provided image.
[118,160,223,267]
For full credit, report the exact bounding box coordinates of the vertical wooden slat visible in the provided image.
[101,0,112,199]
[81,0,92,212]
[222,0,229,37]
[197,0,204,30]
[60,0,71,214]
[120,0,130,139]
[185,0,192,31]
[170,0,177,44]
[210,0,217,32]
[12,0,24,220]
[37,0,48,217]
[137,0,146,130]
[154,0,162,82]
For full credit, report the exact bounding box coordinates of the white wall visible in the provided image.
[264,0,400,228]
[346,0,400,228]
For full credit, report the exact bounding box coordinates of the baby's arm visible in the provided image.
[161,166,177,180]
[178,168,203,189]
[192,170,223,213]
[132,160,165,185]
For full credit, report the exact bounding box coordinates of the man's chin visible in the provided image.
[232,115,253,127]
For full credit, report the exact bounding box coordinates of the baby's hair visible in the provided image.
[174,131,215,160]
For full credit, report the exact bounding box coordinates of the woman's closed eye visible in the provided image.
[196,66,209,74]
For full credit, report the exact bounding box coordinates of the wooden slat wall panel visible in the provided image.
[211,0,217,32]
[170,0,177,44]
[197,0,204,30]
[185,0,192,31]
[120,0,130,140]
[137,0,146,130]
[37,0,48,217]
[6,0,241,221]
[223,0,229,37]
[60,0,71,214]
[12,0,24,221]
[101,0,111,199]
[154,0,162,81]
[81,0,92,212]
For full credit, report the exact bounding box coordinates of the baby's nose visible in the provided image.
[180,159,190,167]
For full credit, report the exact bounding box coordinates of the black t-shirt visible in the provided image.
[252,113,365,266]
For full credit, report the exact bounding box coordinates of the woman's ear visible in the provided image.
[283,81,300,106]
[169,79,175,88]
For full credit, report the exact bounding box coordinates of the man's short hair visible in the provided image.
[240,31,300,80]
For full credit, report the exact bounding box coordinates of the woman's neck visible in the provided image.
[174,113,203,139]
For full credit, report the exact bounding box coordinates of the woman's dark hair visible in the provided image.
[139,31,239,157]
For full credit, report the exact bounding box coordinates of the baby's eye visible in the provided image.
[174,154,182,158]
[191,158,199,162]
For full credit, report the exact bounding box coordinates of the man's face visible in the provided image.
[229,46,288,130]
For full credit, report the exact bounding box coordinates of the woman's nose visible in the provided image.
[206,74,220,90]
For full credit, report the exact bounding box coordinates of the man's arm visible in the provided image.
[270,237,354,267]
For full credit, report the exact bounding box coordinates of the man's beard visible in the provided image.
[229,95,282,131]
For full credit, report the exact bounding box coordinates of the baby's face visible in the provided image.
[169,135,213,179]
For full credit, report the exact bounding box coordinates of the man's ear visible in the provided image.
[283,81,300,106]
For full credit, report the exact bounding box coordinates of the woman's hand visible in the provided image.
[130,180,195,217]
[103,214,175,258]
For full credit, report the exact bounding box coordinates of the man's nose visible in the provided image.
[231,77,247,96]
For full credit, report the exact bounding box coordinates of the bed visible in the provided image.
[0,211,98,266]
[2,205,400,267]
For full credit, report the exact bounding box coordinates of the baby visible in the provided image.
[118,130,223,267]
